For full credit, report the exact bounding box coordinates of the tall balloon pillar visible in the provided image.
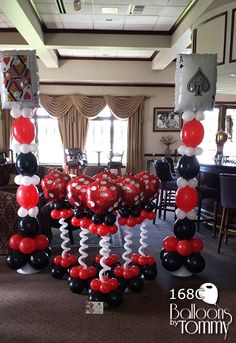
[1,50,50,273]
[41,170,78,279]
[161,54,217,276]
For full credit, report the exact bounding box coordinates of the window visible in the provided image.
[35,108,64,164]
[85,106,128,164]
[200,108,219,161]
[224,108,236,159]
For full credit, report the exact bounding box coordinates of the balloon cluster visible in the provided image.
[41,169,160,307]
[161,53,218,277]
[6,108,50,272]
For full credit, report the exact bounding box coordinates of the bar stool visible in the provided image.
[217,173,236,253]
[153,161,177,223]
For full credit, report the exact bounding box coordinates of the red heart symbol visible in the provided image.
[24,92,31,100]
[3,57,10,65]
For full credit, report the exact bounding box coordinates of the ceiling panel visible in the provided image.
[94,23,123,30]
[159,6,186,17]
[60,14,93,23]
[0,10,15,28]
[93,15,125,24]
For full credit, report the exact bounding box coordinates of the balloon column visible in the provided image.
[161,54,217,276]
[41,170,78,279]
[1,50,50,273]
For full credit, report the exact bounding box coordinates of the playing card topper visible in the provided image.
[0,50,39,109]
[175,54,217,113]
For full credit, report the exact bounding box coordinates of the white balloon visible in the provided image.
[195,110,205,121]
[178,145,186,155]
[32,175,40,185]
[177,177,187,188]
[175,208,186,219]
[195,147,203,156]
[30,143,38,153]
[10,107,21,119]
[187,209,197,220]
[188,178,198,188]
[182,110,195,122]
[17,263,40,275]
[28,206,39,217]
[20,144,30,154]
[22,176,32,186]
[175,54,217,112]
[21,108,32,118]
[13,144,20,153]
[185,147,195,157]
[170,265,193,277]
[14,175,22,185]
[18,207,28,217]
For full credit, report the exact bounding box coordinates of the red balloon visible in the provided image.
[54,255,62,265]
[60,209,73,219]
[108,278,119,290]
[176,186,198,212]
[19,237,36,254]
[86,179,120,215]
[136,172,160,203]
[93,171,118,182]
[95,254,102,264]
[16,185,39,209]
[127,217,137,227]
[100,281,112,294]
[182,119,204,148]
[80,217,91,229]
[89,223,99,235]
[177,240,193,256]
[41,170,71,201]
[51,209,61,220]
[8,234,23,250]
[191,238,204,253]
[12,117,35,144]
[130,265,141,276]
[138,255,148,266]
[114,266,123,277]
[118,217,127,226]
[117,175,144,207]
[109,224,118,235]
[90,278,101,291]
[70,266,80,278]
[71,216,81,226]
[67,175,92,207]
[110,254,119,265]
[61,258,71,268]
[146,255,155,265]
[163,236,178,252]
[131,253,140,264]
[123,268,133,279]
[34,235,49,250]
[79,268,89,280]
[97,224,110,236]
[87,266,97,278]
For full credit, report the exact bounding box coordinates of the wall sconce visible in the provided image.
[74,0,81,11]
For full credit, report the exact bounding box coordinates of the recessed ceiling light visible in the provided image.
[230,73,236,77]
[102,7,118,14]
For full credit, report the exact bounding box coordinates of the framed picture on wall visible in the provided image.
[153,107,182,132]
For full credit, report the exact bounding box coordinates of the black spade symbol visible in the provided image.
[187,67,210,96]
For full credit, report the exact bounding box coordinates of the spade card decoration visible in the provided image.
[0,50,39,109]
[175,54,217,113]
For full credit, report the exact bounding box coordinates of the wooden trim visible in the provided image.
[229,9,236,63]
[193,12,227,66]
[0,28,18,32]
[56,50,159,62]
[40,81,175,88]
[215,101,236,106]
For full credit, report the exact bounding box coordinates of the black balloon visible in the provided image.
[44,247,52,258]
[104,213,116,225]
[131,207,141,217]
[117,276,128,292]
[118,207,130,218]
[142,265,158,280]
[184,253,206,273]
[174,218,196,240]
[162,252,183,272]
[177,155,199,180]
[16,152,38,176]
[74,207,84,218]
[6,250,28,269]
[51,265,67,279]
[160,248,167,260]
[54,200,65,210]
[144,202,155,212]
[88,291,105,302]
[69,278,87,294]
[29,251,49,270]
[105,290,123,308]
[92,214,105,224]
[17,216,40,238]
[83,208,94,219]
[128,277,144,292]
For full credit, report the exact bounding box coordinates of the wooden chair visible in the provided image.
[217,173,236,253]
[64,148,87,176]
[107,151,124,176]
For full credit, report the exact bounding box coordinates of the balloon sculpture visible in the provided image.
[41,170,78,279]
[2,50,51,273]
[161,54,217,276]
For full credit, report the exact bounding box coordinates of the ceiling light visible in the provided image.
[102,8,118,14]
[74,0,81,11]
[230,73,236,77]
